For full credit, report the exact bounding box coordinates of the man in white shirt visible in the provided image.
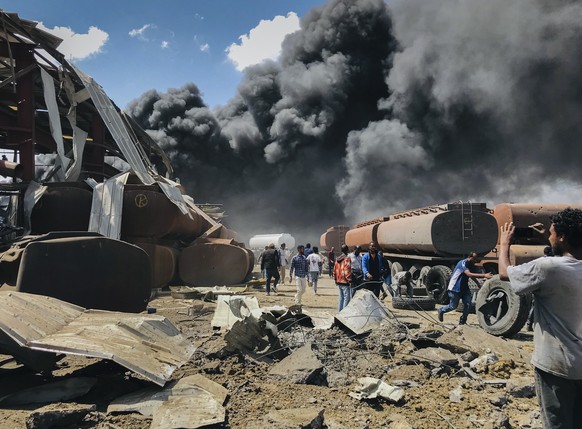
[499,208,582,428]
[278,243,290,285]
[307,246,323,294]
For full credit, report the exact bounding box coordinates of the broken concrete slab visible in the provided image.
[435,326,530,364]
[0,377,97,405]
[150,394,225,429]
[349,377,404,403]
[211,295,261,329]
[335,289,395,335]
[506,376,535,398]
[0,291,195,386]
[470,353,499,373]
[26,403,96,429]
[108,374,228,416]
[265,407,325,429]
[408,347,458,368]
[269,343,325,385]
[223,313,283,359]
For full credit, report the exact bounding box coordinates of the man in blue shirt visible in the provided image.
[361,242,386,298]
[438,252,493,324]
[289,245,310,305]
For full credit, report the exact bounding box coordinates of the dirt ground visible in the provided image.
[0,273,540,429]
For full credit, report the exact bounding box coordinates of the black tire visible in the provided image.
[391,296,436,311]
[408,264,424,281]
[391,261,404,278]
[426,265,452,305]
[476,276,532,337]
[456,278,480,313]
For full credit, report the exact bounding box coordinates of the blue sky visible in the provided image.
[2,0,324,109]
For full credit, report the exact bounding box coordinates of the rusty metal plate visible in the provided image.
[0,291,196,386]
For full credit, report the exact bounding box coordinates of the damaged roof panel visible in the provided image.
[0,291,195,386]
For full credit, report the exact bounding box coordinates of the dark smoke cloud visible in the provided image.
[128,0,582,243]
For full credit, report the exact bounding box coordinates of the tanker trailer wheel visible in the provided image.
[455,278,480,314]
[392,296,436,311]
[391,261,404,278]
[476,276,532,337]
[426,265,452,305]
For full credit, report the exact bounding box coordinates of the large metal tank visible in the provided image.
[376,204,498,256]
[320,225,350,251]
[492,203,582,245]
[345,223,380,251]
[249,233,295,249]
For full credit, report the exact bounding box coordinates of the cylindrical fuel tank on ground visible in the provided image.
[178,242,251,286]
[493,204,582,245]
[249,233,295,249]
[127,241,179,289]
[30,183,93,233]
[320,225,350,251]
[377,210,498,256]
[345,224,380,251]
[121,186,206,239]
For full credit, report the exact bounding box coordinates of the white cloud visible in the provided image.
[226,12,300,71]
[37,22,108,61]
[129,24,154,39]
[161,40,169,49]
[200,43,209,53]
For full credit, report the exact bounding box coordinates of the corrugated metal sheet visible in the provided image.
[0,291,196,386]
[88,172,129,239]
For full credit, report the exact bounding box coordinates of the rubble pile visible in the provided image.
[0,282,541,429]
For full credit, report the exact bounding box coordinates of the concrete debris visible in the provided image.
[484,411,511,429]
[449,386,463,403]
[435,326,530,364]
[171,285,251,301]
[0,291,195,386]
[223,314,282,358]
[506,376,536,398]
[264,407,325,429]
[408,347,458,368]
[470,353,499,373]
[385,413,414,429]
[489,393,508,408]
[211,295,261,329]
[301,309,334,330]
[26,403,96,429]
[0,377,97,405]
[269,342,325,385]
[108,374,227,428]
[335,290,394,335]
[349,377,404,403]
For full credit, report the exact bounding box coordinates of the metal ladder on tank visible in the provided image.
[461,201,474,241]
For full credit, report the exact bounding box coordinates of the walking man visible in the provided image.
[289,245,309,305]
[334,244,352,311]
[307,246,323,294]
[260,243,281,295]
[438,252,492,324]
[327,247,336,277]
[499,208,582,428]
[279,243,290,285]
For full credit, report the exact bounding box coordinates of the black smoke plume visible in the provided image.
[128,0,582,242]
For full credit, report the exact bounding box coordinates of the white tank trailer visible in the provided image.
[249,233,296,250]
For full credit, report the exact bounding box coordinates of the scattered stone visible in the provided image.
[385,413,414,429]
[349,377,404,403]
[449,386,462,403]
[506,376,536,398]
[326,370,350,388]
[265,407,324,429]
[483,411,511,429]
[489,360,516,378]
[461,351,479,362]
[26,403,96,429]
[469,353,499,373]
[269,343,326,385]
[408,347,458,368]
[489,394,508,407]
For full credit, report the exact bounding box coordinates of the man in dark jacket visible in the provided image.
[261,243,281,295]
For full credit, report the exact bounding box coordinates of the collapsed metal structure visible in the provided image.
[0,12,253,312]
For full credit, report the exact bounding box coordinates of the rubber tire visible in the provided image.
[426,265,452,305]
[391,296,436,311]
[391,261,404,278]
[476,276,532,337]
[455,278,480,313]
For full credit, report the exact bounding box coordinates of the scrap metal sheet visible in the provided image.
[0,291,196,386]
[334,289,393,335]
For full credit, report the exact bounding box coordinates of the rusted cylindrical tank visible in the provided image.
[376,208,498,256]
[320,225,350,251]
[30,183,93,233]
[492,204,582,245]
[121,185,207,239]
[345,223,380,251]
[127,241,179,289]
[178,241,251,286]
[509,244,548,266]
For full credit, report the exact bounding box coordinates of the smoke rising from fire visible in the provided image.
[128,0,582,241]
